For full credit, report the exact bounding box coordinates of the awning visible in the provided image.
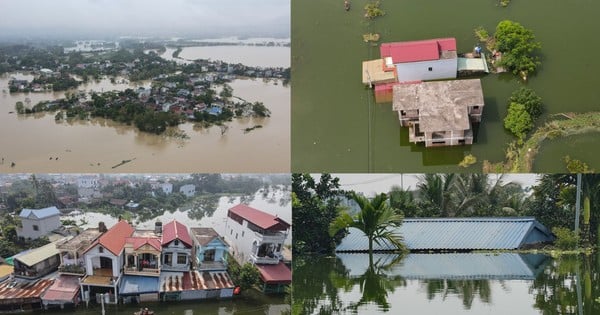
[41,275,80,303]
[256,262,291,284]
[119,276,160,295]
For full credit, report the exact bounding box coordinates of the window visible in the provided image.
[174,240,179,246]
[177,254,187,264]
[235,233,238,239]
[32,225,39,231]
[474,106,480,109]
[242,231,245,237]
[164,253,172,265]
[98,246,104,253]
[230,229,233,235]
[428,67,433,71]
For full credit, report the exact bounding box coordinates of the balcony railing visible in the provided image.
[250,254,280,265]
[58,264,86,275]
[124,266,160,276]
[254,231,286,244]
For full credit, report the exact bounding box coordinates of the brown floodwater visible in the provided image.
[0,72,289,172]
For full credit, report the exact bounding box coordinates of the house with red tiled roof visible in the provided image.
[123,233,162,277]
[160,220,193,272]
[80,220,134,304]
[225,204,291,293]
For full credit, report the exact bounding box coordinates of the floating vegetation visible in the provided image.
[458,154,477,168]
[243,125,263,134]
[164,129,190,139]
[363,33,380,42]
[500,0,511,7]
[364,1,385,19]
[112,158,136,169]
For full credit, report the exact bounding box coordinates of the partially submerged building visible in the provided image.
[392,79,484,147]
[13,241,61,279]
[336,217,555,252]
[362,38,488,147]
[191,227,229,271]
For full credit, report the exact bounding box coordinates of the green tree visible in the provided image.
[494,20,541,78]
[329,192,405,256]
[15,101,25,114]
[509,87,543,119]
[504,102,533,142]
[230,262,260,291]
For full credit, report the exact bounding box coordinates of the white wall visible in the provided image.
[18,215,61,239]
[396,58,457,82]
[84,244,121,277]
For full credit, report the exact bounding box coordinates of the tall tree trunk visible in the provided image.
[583,196,591,246]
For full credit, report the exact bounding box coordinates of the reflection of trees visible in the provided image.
[421,278,491,309]
[530,254,600,315]
[186,195,221,220]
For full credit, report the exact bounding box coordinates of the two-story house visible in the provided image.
[17,206,61,240]
[179,184,196,197]
[80,220,134,304]
[224,204,291,293]
[161,220,193,271]
[190,227,228,271]
[56,228,103,276]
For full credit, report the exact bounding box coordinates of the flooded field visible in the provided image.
[291,0,600,172]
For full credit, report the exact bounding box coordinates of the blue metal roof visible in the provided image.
[119,276,159,295]
[337,253,550,280]
[19,206,61,219]
[335,217,554,251]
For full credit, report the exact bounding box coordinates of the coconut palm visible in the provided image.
[329,192,405,255]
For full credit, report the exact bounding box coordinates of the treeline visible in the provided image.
[293,173,600,255]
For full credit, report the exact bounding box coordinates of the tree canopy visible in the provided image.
[494,20,541,78]
[504,102,534,142]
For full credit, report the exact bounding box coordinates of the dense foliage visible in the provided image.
[504,102,533,142]
[509,87,543,119]
[494,20,541,78]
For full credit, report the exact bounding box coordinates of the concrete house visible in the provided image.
[80,220,134,304]
[56,228,102,276]
[225,204,290,265]
[160,183,173,195]
[17,206,61,240]
[160,220,193,272]
[190,228,229,271]
[13,241,61,279]
[179,184,196,197]
[392,79,484,147]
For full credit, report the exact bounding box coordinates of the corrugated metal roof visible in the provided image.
[160,271,234,292]
[336,217,554,251]
[337,253,549,280]
[162,220,192,247]
[14,241,61,267]
[256,262,292,284]
[229,204,290,231]
[41,275,80,303]
[0,278,54,305]
[380,38,456,63]
[19,206,60,219]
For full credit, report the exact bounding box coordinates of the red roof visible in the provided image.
[256,262,291,284]
[161,220,192,248]
[228,204,290,231]
[88,220,134,256]
[380,38,456,63]
[126,237,162,251]
[41,275,80,303]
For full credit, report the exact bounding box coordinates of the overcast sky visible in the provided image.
[0,0,290,40]
[325,174,541,197]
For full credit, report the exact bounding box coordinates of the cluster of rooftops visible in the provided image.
[0,204,291,309]
[362,38,487,147]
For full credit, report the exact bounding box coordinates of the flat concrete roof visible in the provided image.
[362,59,397,85]
[392,79,484,132]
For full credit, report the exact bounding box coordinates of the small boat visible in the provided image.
[344,0,351,11]
[134,309,154,315]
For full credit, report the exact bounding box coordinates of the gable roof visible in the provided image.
[228,204,290,231]
[380,38,456,63]
[13,240,61,267]
[161,220,192,247]
[190,227,227,247]
[86,220,134,255]
[126,237,162,251]
[19,206,61,219]
[336,217,555,251]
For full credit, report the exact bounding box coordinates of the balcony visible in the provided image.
[124,265,160,277]
[254,231,286,244]
[58,264,86,276]
[250,253,281,265]
[197,259,227,271]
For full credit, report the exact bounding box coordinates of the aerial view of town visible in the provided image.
[0,0,290,173]
[0,173,291,314]
[291,0,600,173]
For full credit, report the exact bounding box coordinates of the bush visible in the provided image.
[509,87,543,119]
[504,102,533,142]
[552,227,579,250]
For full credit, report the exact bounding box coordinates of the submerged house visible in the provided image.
[80,220,135,304]
[392,79,484,147]
[190,227,229,271]
[13,241,61,279]
[56,228,102,276]
[225,204,292,293]
[336,217,555,252]
[160,220,193,272]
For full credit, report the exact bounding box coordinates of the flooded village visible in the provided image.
[0,174,291,314]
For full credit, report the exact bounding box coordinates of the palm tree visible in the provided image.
[329,192,405,256]
[416,174,456,216]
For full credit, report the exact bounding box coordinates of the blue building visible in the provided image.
[190,228,228,271]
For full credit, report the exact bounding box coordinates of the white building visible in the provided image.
[160,220,193,272]
[380,38,458,82]
[17,206,61,240]
[179,184,196,197]
[160,183,173,195]
[224,204,290,265]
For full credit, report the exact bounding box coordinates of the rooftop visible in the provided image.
[229,204,290,231]
[159,271,234,292]
[56,228,101,253]
[256,262,291,284]
[336,217,555,251]
[162,220,192,247]
[362,59,397,86]
[0,278,54,305]
[86,220,134,256]
[19,206,61,219]
[380,38,456,63]
[392,79,484,132]
[119,275,159,295]
[14,240,61,267]
[41,275,80,303]
[190,227,225,247]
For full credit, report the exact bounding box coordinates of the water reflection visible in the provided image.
[293,253,600,314]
